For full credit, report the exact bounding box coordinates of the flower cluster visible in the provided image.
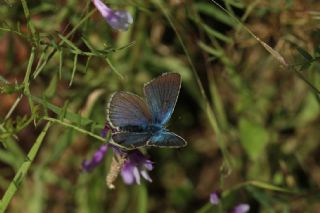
[82,144,108,172]
[82,124,153,188]
[121,150,153,185]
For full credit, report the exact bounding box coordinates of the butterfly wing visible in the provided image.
[107,91,152,130]
[144,73,181,125]
[147,131,187,148]
[112,132,152,148]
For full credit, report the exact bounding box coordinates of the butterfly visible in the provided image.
[107,72,187,149]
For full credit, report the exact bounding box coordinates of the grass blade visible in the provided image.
[59,50,63,79]
[0,122,51,212]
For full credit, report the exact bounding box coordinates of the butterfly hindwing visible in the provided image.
[144,73,181,125]
[112,132,152,148]
[147,131,187,148]
[107,91,152,130]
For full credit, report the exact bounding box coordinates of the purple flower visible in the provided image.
[209,192,220,205]
[121,150,153,184]
[230,204,250,213]
[92,0,133,31]
[209,191,250,213]
[82,124,153,187]
[101,123,110,138]
[82,144,109,172]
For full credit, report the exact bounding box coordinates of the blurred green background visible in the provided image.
[1,0,320,212]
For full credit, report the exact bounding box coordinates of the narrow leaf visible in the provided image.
[30,95,93,125]
[247,180,294,193]
[59,50,63,79]
[0,122,51,212]
[195,2,236,27]
[58,34,82,53]
[291,43,314,62]
[69,54,78,86]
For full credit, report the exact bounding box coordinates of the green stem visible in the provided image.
[20,0,37,42]
[42,117,122,148]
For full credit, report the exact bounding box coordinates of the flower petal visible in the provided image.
[121,163,135,184]
[92,0,132,31]
[140,169,152,182]
[143,160,153,171]
[133,166,141,184]
[231,203,250,213]
[82,144,108,172]
[209,192,220,205]
[105,10,133,31]
[93,145,108,162]
[101,123,110,137]
[82,160,92,172]
[118,150,153,185]
[92,0,111,18]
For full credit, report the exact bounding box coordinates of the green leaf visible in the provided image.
[84,56,92,73]
[195,3,237,27]
[239,118,269,161]
[69,54,78,86]
[224,0,244,9]
[58,50,63,79]
[81,37,96,53]
[246,180,294,193]
[295,92,320,125]
[44,73,58,98]
[198,41,224,58]
[58,33,82,53]
[30,95,93,126]
[33,47,50,79]
[0,149,21,170]
[202,23,232,43]
[20,0,37,42]
[0,122,51,212]
[49,128,74,162]
[291,43,314,62]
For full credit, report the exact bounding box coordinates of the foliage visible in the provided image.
[1,0,320,212]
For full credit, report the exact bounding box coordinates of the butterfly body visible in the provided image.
[107,73,187,149]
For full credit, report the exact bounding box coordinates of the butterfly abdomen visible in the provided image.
[119,125,145,132]
[119,124,162,134]
[145,124,162,133]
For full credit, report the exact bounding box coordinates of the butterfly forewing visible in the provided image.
[112,132,152,148]
[144,73,181,125]
[148,131,187,148]
[107,92,152,130]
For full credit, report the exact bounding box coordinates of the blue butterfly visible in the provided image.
[107,72,187,149]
